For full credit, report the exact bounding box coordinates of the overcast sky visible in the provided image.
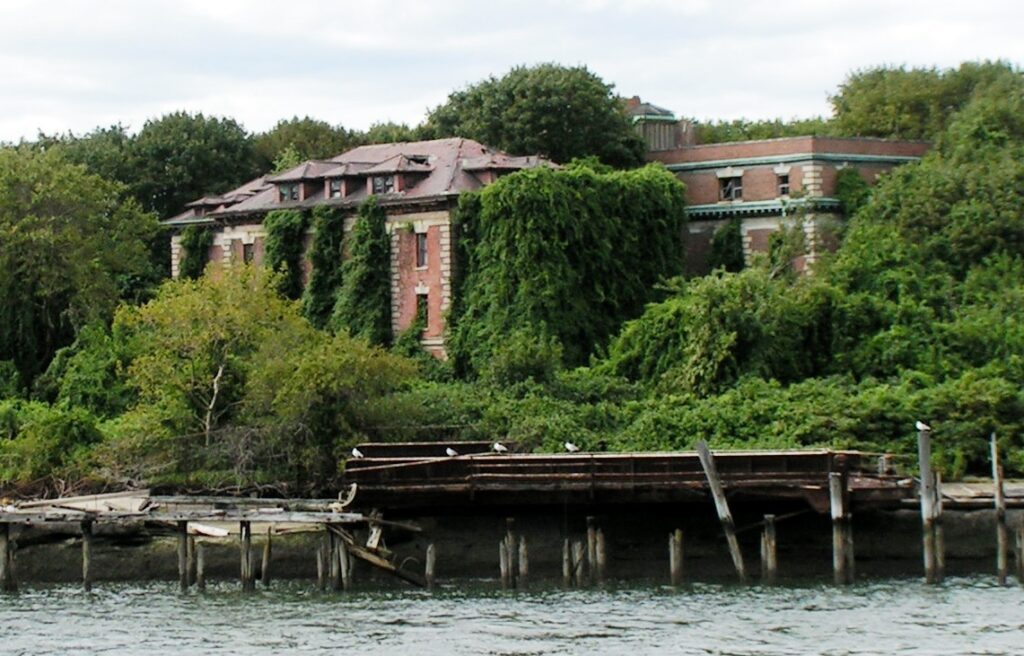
[1,0,1021,142]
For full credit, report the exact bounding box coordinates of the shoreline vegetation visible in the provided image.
[2,61,1024,498]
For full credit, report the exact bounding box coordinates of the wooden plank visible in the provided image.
[695,441,746,582]
[992,433,1008,585]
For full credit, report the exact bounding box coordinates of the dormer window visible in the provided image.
[372,175,395,194]
[328,179,343,198]
[278,183,299,202]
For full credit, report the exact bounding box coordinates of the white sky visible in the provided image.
[1,0,1021,141]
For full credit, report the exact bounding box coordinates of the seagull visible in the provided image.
[446,447,459,457]
[564,441,580,453]
[351,447,364,458]
[915,420,932,432]
[492,442,508,454]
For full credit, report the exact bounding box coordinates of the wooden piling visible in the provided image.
[177,520,188,592]
[595,528,607,584]
[195,541,206,591]
[1016,524,1024,585]
[669,529,683,586]
[695,441,746,582]
[328,530,341,591]
[261,528,273,588]
[338,539,351,591]
[572,540,587,587]
[586,516,597,581]
[518,536,529,586]
[504,518,517,588]
[240,520,254,592]
[315,539,325,591]
[992,433,1008,585]
[917,426,939,584]
[81,519,94,592]
[761,515,777,584]
[186,536,196,588]
[934,471,944,581]
[425,543,436,589]
[0,523,13,593]
[498,539,510,589]
[562,538,572,587]
[829,473,852,585]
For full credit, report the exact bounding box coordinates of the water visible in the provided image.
[1,577,1022,655]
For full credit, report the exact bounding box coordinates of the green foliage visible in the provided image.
[253,116,358,171]
[694,117,831,144]
[263,209,309,300]
[363,122,420,144]
[301,205,347,328]
[423,63,646,168]
[178,225,213,280]
[0,399,102,490]
[834,167,872,217]
[449,163,686,373]
[601,269,833,395]
[0,146,158,384]
[331,197,392,346]
[130,111,257,219]
[830,61,1021,140]
[708,218,745,272]
[482,327,563,387]
[0,360,21,398]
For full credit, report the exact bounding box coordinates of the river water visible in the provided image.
[1,576,1021,655]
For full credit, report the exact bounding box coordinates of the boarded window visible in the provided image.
[415,232,428,268]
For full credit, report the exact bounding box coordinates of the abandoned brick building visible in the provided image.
[164,138,548,356]
[165,104,929,354]
[627,97,931,274]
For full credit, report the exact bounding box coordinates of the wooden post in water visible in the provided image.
[992,433,1008,585]
[195,541,206,591]
[81,519,94,592]
[572,540,587,587]
[176,520,188,593]
[186,536,196,588]
[695,441,746,582]
[917,425,939,584]
[1016,524,1024,585]
[425,543,437,589]
[586,516,597,581]
[669,529,683,586]
[518,536,529,587]
[0,523,14,593]
[338,538,351,591]
[328,529,341,591]
[562,538,572,587]
[829,473,851,585]
[315,540,325,591]
[498,539,510,589]
[261,527,273,588]
[761,515,778,584]
[595,528,607,584]
[504,518,517,589]
[240,521,254,592]
[934,471,944,581]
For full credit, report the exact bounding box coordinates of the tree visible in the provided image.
[422,63,646,168]
[0,147,158,384]
[361,121,419,144]
[130,111,257,219]
[694,117,831,144]
[253,116,357,171]
[331,197,392,345]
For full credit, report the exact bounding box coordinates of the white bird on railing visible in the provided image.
[915,420,932,432]
[564,441,580,453]
[446,447,459,457]
[492,442,508,453]
[351,447,364,459]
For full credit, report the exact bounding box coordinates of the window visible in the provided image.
[278,183,299,202]
[243,243,255,263]
[372,175,395,194]
[415,293,429,330]
[328,179,343,198]
[778,174,790,196]
[719,176,742,201]
[415,232,428,268]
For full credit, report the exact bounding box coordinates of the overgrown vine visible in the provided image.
[263,209,308,300]
[178,225,213,279]
[331,197,392,346]
[302,205,347,328]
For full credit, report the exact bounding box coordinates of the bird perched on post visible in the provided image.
[564,441,580,453]
[492,442,508,454]
[445,447,459,457]
[915,420,932,432]
[351,447,364,459]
